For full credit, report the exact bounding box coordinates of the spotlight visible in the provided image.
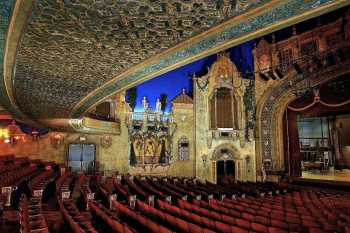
[273,69,284,79]
[259,72,269,81]
[293,63,303,74]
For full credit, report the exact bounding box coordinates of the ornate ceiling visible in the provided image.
[14,0,262,119]
[0,0,349,131]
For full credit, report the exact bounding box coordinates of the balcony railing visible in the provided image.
[126,112,173,125]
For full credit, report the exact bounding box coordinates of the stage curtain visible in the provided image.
[285,109,301,177]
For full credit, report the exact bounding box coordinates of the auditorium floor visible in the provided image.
[302,169,350,182]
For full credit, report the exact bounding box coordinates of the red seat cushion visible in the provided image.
[308,227,324,233]
[302,219,320,228]
[251,222,268,233]
[257,210,270,218]
[236,218,250,230]
[271,219,288,230]
[255,216,270,225]
[268,227,288,233]
[231,226,249,233]
[285,216,300,224]
[271,212,284,221]
[242,213,255,221]
[215,221,231,233]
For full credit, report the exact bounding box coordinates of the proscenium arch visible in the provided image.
[256,61,350,176]
[70,0,350,119]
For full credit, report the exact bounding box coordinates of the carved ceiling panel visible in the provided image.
[14,0,259,118]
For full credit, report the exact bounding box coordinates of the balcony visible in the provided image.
[126,111,173,127]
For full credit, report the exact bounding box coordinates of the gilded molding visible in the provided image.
[72,0,350,118]
[40,117,120,135]
[0,0,38,125]
[69,117,120,135]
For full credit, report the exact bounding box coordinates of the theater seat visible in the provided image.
[308,227,324,233]
[251,223,268,233]
[236,218,251,230]
[242,213,255,222]
[231,226,249,233]
[215,221,231,233]
[255,216,270,225]
[268,227,288,233]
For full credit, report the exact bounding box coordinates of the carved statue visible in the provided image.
[142,96,148,112]
[134,139,143,156]
[155,98,162,112]
[131,135,144,158]
[261,165,267,183]
[145,137,156,157]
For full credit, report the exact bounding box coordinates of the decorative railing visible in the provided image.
[279,39,350,75]
[126,112,173,125]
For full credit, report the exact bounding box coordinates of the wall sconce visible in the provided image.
[2,121,27,145]
[201,154,208,167]
[51,133,64,148]
[31,130,39,141]
[79,136,87,142]
[101,135,112,148]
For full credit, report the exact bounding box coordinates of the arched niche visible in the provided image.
[211,143,243,182]
[208,86,241,130]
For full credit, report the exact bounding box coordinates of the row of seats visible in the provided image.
[97,174,350,233]
[88,200,134,233]
[19,195,49,233]
[2,156,348,233]
[112,199,171,233]
[59,199,98,233]
[28,169,57,197]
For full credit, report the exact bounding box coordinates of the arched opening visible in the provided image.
[210,87,236,129]
[212,145,242,183]
[283,75,350,180]
[256,65,350,181]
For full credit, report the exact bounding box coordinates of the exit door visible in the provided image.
[68,143,96,173]
[216,160,235,185]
